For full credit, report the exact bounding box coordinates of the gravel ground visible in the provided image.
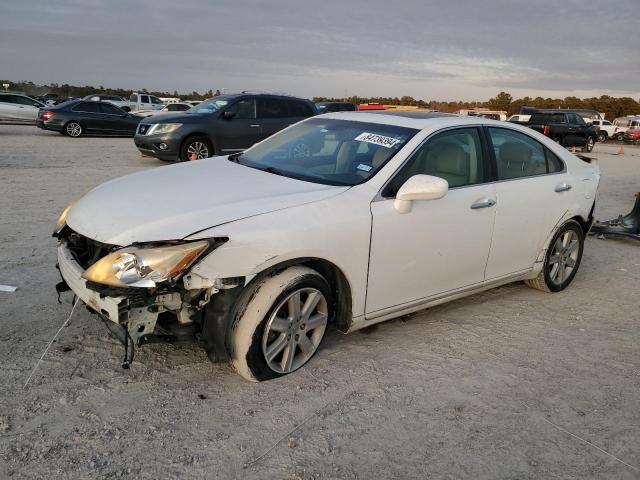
[1,125,639,479]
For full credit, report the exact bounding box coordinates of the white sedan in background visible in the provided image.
[53,111,600,381]
[0,93,45,124]
[136,102,193,117]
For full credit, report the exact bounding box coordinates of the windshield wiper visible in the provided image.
[227,152,244,163]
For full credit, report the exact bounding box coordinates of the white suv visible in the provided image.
[590,119,616,142]
[54,112,600,381]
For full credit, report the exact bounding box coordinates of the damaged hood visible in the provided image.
[66,158,348,245]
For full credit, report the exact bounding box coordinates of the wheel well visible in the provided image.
[180,133,215,155]
[252,258,353,333]
[569,213,590,238]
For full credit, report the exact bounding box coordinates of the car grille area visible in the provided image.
[64,230,116,270]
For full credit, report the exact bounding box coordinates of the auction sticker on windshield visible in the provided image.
[355,132,401,148]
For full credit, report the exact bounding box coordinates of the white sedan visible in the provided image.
[0,93,45,124]
[54,112,600,381]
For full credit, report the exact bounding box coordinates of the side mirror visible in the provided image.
[223,110,236,120]
[393,175,448,214]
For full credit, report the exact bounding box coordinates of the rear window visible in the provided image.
[530,113,566,124]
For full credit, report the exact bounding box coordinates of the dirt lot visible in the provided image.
[1,124,639,479]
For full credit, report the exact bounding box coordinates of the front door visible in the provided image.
[366,127,496,315]
[216,97,262,153]
[257,97,290,140]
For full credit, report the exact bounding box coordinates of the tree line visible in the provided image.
[1,80,213,101]
[314,91,640,121]
[3,80,639,120]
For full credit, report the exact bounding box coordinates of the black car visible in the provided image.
[134,93,317,162]
[36,100,144,137]
[315,102,357,113]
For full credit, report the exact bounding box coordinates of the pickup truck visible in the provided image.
[520,111,598,152]
[83,92,165,113]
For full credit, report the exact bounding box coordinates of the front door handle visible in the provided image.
[470,198,496,209]
[555,183,572,192]
[249,124,260,128]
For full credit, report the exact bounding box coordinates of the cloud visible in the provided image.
[0,0,638,100]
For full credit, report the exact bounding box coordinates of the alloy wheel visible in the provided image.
[548,230,580,286]
[261,287,328,373]
[187,141,209,160]
[66,122,82,137]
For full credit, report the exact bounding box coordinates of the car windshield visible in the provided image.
[186,97,231,114]
[233,118,419,186]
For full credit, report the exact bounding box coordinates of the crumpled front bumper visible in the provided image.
[57,243,124,323]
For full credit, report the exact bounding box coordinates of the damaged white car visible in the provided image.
[54,111,600,381]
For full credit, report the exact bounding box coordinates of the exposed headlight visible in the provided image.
[53,202,74,236]
[146,123,182,135]
[82,241,210,288]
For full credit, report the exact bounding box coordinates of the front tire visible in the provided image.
[229,266,332,382]
[180,135,213,162]
[64,121,83,137]
[583,136,595,152]
[525,220,584,292]
[596,132,607,143]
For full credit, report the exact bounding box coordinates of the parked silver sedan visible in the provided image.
[0,93,45,124]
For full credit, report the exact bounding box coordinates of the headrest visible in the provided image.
[429,143,467,176]
[372,147,390,168]
[500,141,532,166]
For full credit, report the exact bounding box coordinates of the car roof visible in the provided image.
[318,110,495,128]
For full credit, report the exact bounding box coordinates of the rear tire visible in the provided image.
[228,266,332,382]
[525,220,584,293]
[64,121,83,137]
[180,135,213,162]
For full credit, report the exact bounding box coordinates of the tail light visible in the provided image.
[40,111,55,121]
[543,125,550,136]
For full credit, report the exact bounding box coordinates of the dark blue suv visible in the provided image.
[134,93,317,162]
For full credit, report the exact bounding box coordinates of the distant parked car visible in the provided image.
[612,116,640,141]
[36,100,144,137]
[83,94,129,110]
[520,111,598,152]
[507,114,530,123]
[590,119,617,142]
[137,103,193,117]
[316,102,357,113]
[135,93,317,162]
[0,93,45,124]
[623,127,640,145]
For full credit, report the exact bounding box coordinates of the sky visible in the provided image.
[1,0,638,101]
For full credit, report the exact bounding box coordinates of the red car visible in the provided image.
[623,128,640,145]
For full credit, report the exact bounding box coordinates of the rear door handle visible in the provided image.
[470,198,496,209]
[555,183,572,192]
[249,124,260,128]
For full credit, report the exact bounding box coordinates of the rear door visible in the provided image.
[138,94,152,111]
[257,97,291,140]
[483,126,573,280]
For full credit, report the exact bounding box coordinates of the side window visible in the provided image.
[150,96,162,105]
[288,100,314,117]
[257,98,288,118]
[488,127,547,180]
[140,95,150,103]
[227,98,256,119]
[73,102,101,113]
[385,127,487,196]
[14,96,36,105]
[545,148,564,173]
[572,114,585,125]
[1,95,18,104]
[603,121,612,126]
[100,103,123,115]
